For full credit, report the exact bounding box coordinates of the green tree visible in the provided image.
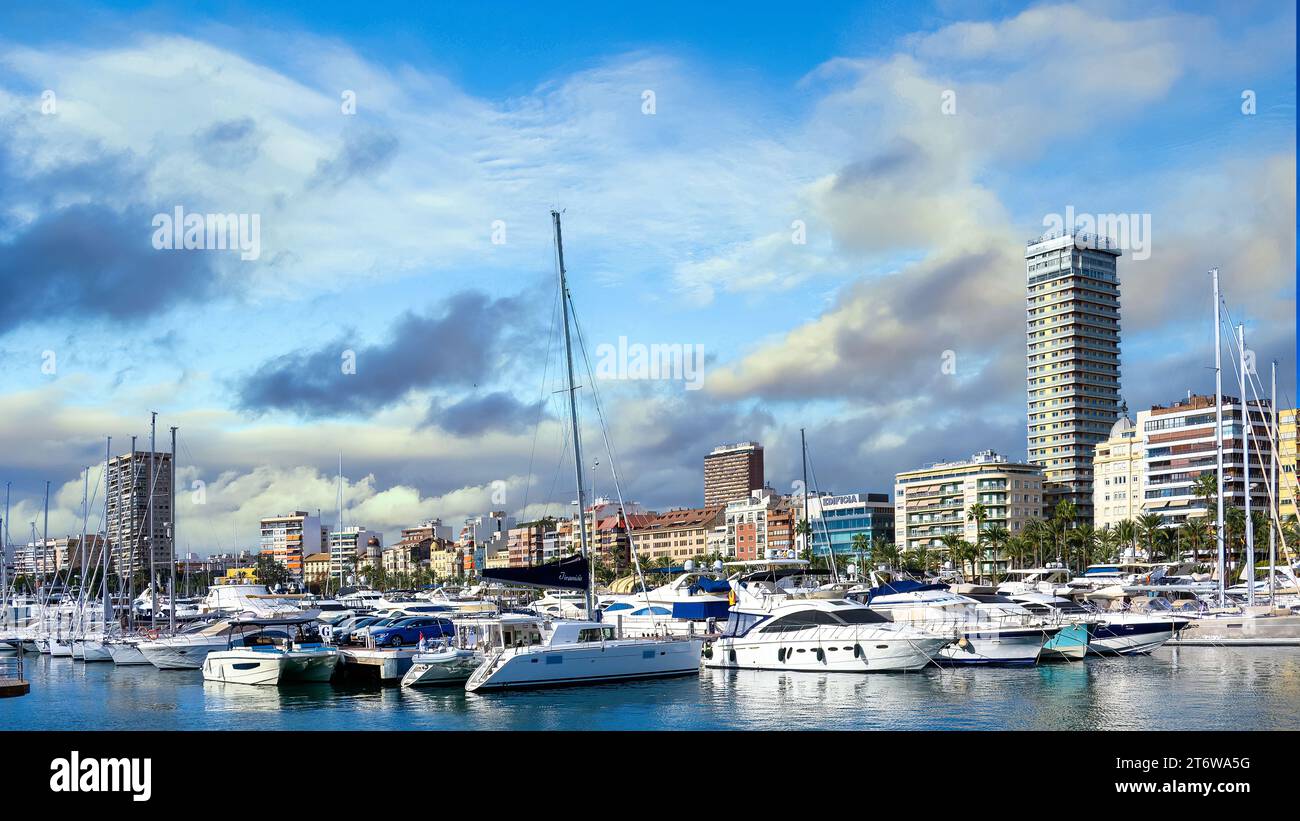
[982,524,1010,574]
[1136,513,1165,562]
[253,555,291,589]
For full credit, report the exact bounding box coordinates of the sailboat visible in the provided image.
[465,212,703,692]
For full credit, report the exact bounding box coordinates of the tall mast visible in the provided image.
[1270,361,1278,603]
[1238,325,1254,607]
[128,434,136,630]
[337,452,343,593]
[149,411,158,629]
[552,210,594,620]
[79,466,89,590]
[1212,270,1226,607]
[169,426,177,634]
[801,428,810,562]
[2,482,8,608]
[42,481,49,589]
[103,437,112,624]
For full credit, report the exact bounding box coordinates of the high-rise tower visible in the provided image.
[1026,231,1122,524]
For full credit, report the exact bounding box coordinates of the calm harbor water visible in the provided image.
[5,647,1300,730]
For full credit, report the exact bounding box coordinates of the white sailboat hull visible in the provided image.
[79,640,113,662]
[467,638,702,692]
[140,639,228,670]
[49,638,72,657]
[106,641,151,665]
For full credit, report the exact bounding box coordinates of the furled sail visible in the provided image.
[480,554,589,591]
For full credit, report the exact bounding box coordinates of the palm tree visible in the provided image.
[982,523,1011,573]
[966,502,988,548]
[1071,524,1097,573]
[851,532,870,569]
[1115,519,1138,561]
[873,537,900,571]
[1135,513,1164,562]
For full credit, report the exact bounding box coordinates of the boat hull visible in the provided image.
[79,640,113,662]
[401,649,481,687]
[281,650,338,682]
[202,651,283,685]
[937,627,1055,666]
[1040,622,1090,661]
[1088,619,1184,656]
[106,641,151,665]
[703,633,947,673]
[140,640,226,670]
[468,638,702,692]
[49,639,72,657]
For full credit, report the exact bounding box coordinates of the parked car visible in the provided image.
[347,616,404,644]
[369,616,455,648]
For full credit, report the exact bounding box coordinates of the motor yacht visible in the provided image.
[599,567,732,637]
[201,617,338,686]
[401,614,544,687]
[1001,592,1095,660]
[528,590,589,619]
[703,595,951,673]
[140,616,309,670]
[855,579,1060,665]
[995,567,1074,597]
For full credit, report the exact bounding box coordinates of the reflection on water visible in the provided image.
[6,648,1300,730]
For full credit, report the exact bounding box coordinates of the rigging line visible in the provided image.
[567,293,657,624]
[803,445,841,584]
[1217,304,1295,562]
[520,280,563,519]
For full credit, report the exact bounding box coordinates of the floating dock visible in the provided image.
[338,647,418,683]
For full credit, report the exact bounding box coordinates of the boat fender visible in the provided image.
[702,644,713,659]
[815,648,825,662]
[957,637,968,648]
[853,644,862,658]
[777,647,786,662]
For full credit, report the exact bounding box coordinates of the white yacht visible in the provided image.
[857,580,1060,665]
[599,566,732,637]
[704,596,951,673]
[140,616,306,670]
[401,614,544,687]
[202,617,338,686]
[996,567,1075,597]
[465,619,701,692]
[528,590,588,619]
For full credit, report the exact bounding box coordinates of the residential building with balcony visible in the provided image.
[259,511,324,579]
[1026,231,1123,525]
[704,442,764,508]
[1137,393,1274,527]
[629,506,724,563]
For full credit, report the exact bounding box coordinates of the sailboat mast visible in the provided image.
[169,425,177,635]
[1268,361,1279,602]
[149,411,157,629]
[1238,325,1254,607]
[103,437,112,624]
[1212,270,1226,607]
[801,428,810,562]
[552,210,594,619]
[42,481,49,590]
[128,434,136,630]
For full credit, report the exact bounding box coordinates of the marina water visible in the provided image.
[6,647,1300,731]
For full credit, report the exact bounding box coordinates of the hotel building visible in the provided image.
[1137,393,1274,527]
[894,450,1045,553]
[704,442,764,507]
[1092,409,1145,530]
[1026,232,1123,524]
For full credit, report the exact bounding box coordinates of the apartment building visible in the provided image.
[1092,410,1145,529]
[1280,407,1297,522]
[629,506,724,562]
[1026,232,1123,525]
[106,449,174,576]
[894,450,1045,552]
[704,442,764,508]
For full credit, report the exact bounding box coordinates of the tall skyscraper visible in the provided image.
[106,450,174,576]
[1026,232,1122,524]
[704,441,764,508]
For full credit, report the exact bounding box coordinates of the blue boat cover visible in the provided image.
[866,579,950,602]
[672,600,731,620]
[691,577,732,594]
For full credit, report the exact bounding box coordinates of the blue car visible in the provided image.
[370,616,455,648]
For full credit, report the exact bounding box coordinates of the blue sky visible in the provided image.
[0,0,1294,553]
